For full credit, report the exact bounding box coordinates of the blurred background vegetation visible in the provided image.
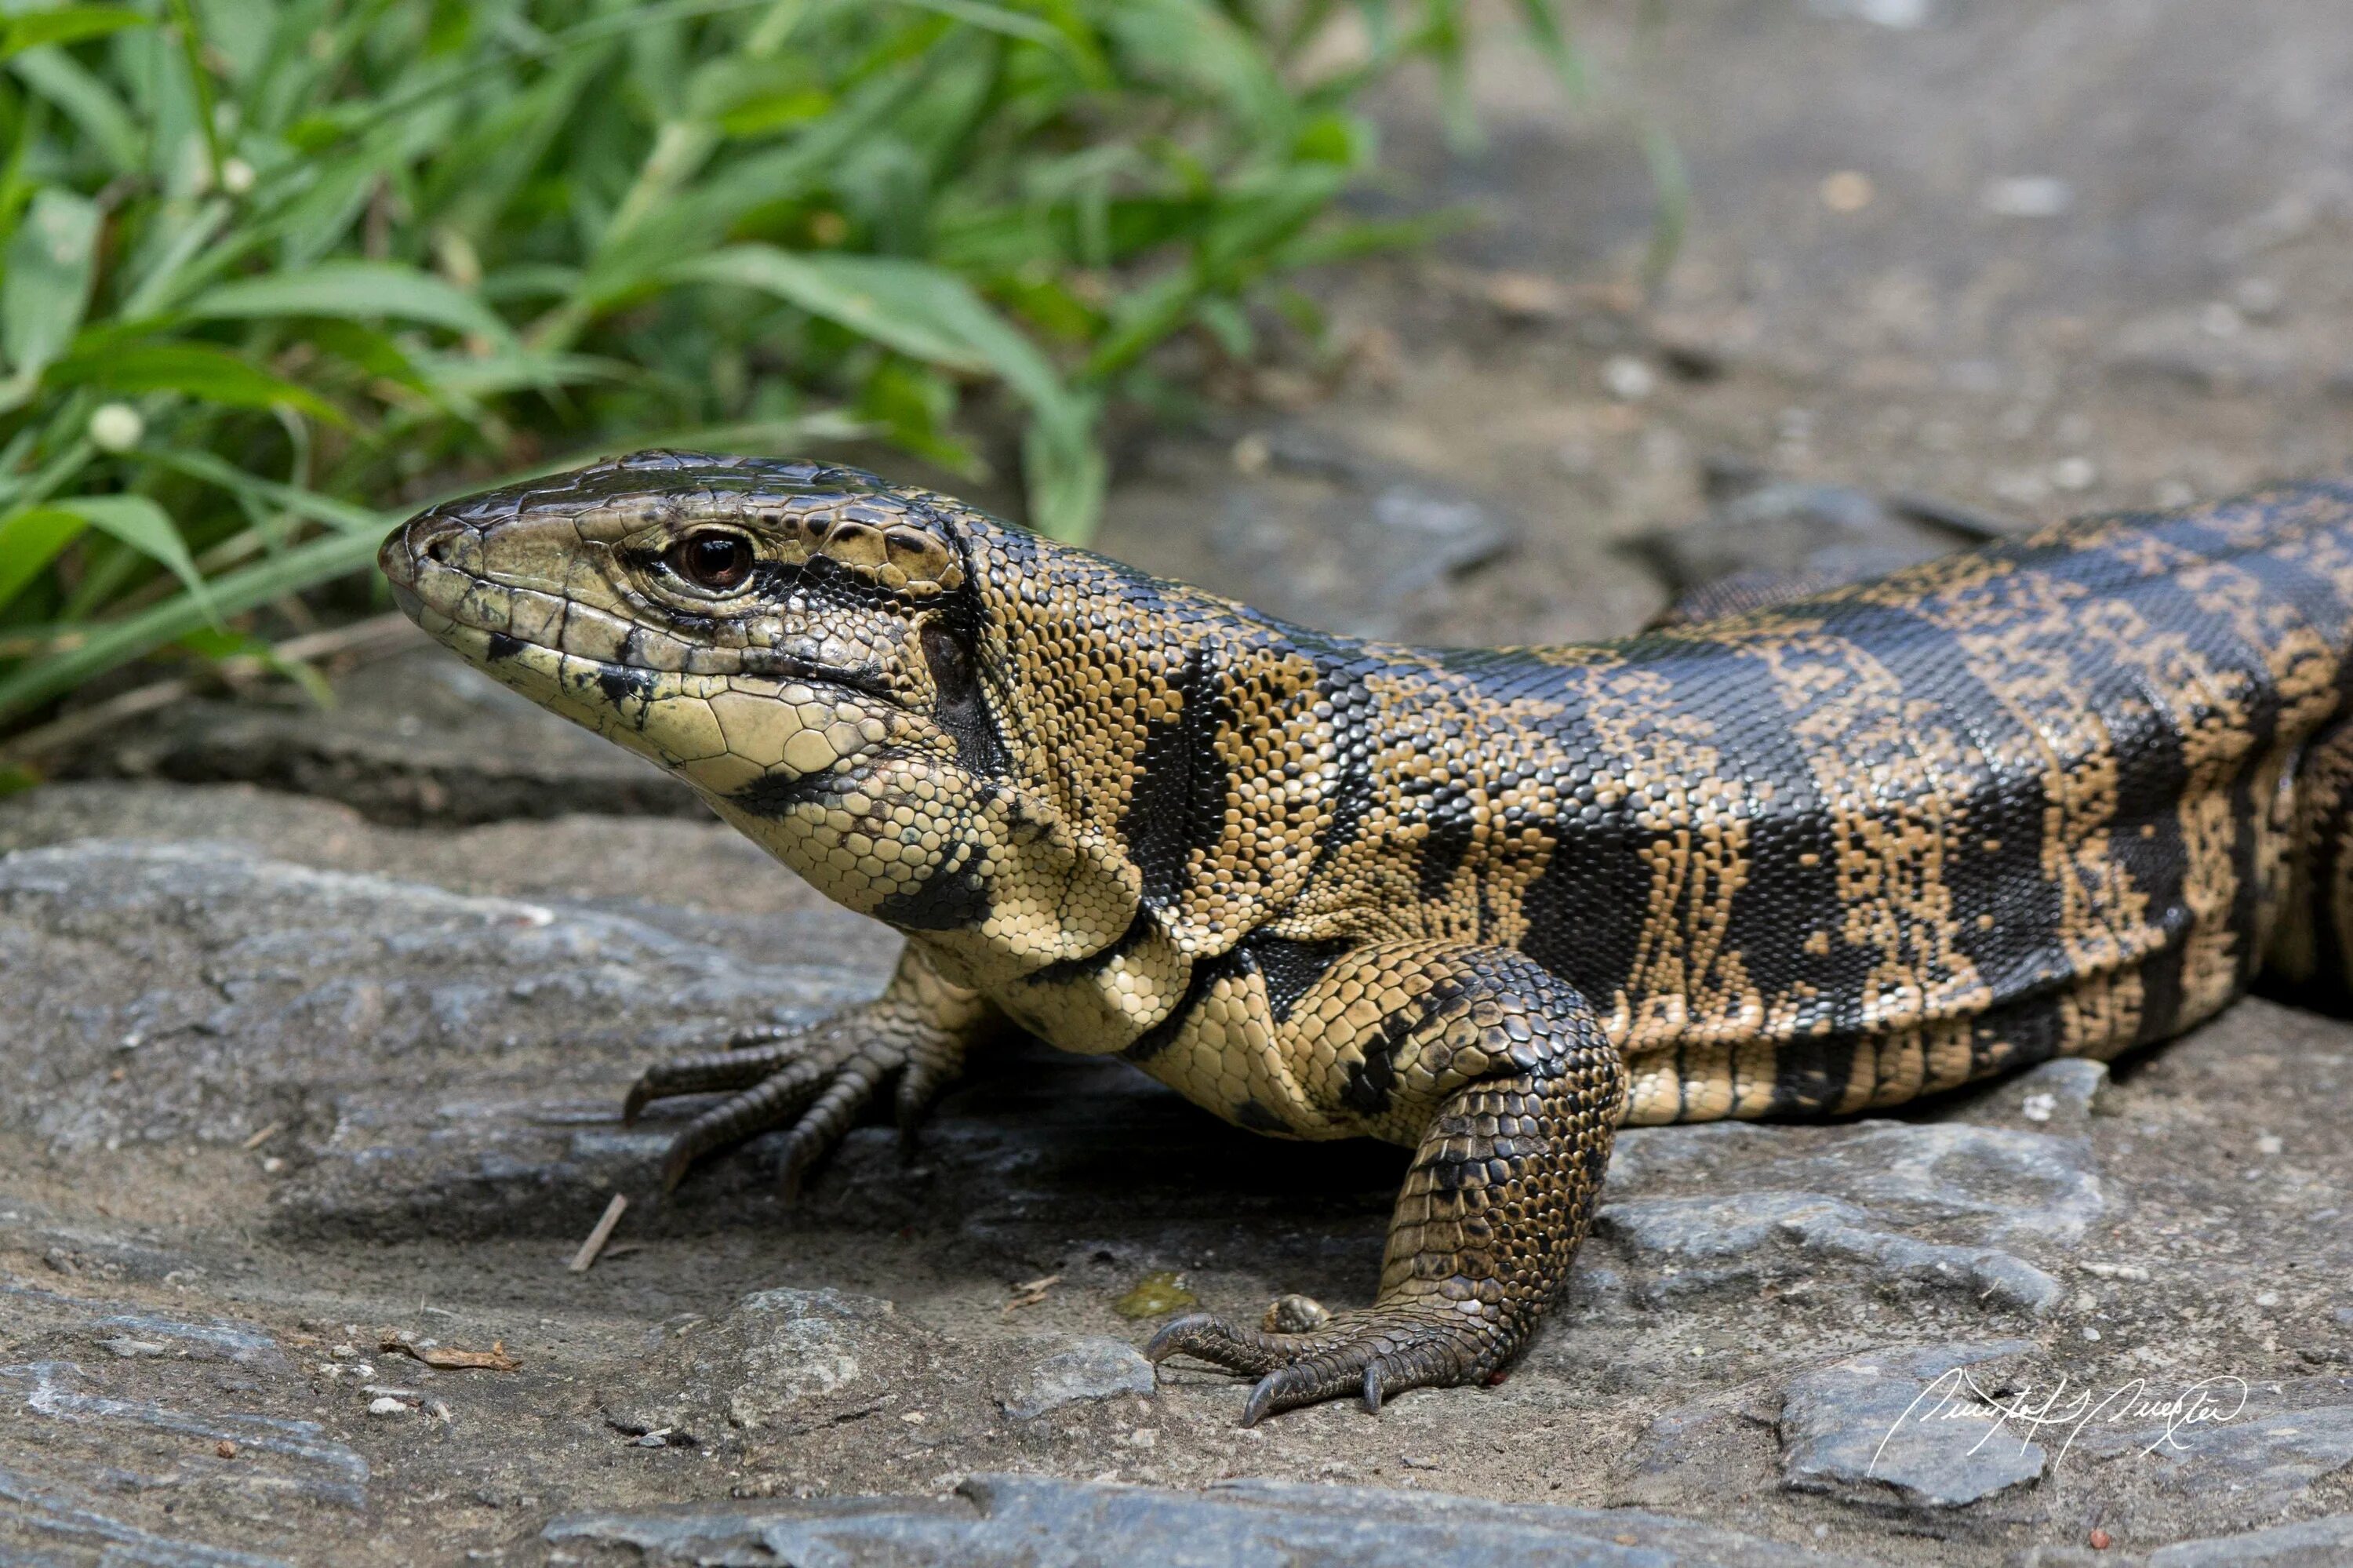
[0,0,1580,763]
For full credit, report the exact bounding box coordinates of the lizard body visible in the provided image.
[380,453,2353,1423]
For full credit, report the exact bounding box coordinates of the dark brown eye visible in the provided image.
[665,533,754,592]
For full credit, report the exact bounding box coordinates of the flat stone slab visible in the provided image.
[1587,1061,2104,1318]
[999,1335,1159,1421]
[544,1472,1875,1567]
[4,785,2350,1568]
[1778,1341,2049,1511]
[2146,1512,2353,1566]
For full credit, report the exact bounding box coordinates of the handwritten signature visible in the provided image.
[1870,1370,2250,1476]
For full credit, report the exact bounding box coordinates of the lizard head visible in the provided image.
[380,451,1013,929]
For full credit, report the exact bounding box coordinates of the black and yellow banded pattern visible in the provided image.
[382,455,2353,1423]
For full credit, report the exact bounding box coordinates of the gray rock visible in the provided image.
[1591,1097,2100,1315]
[0,835,882,1236]
[1096,428,1520,643]
[0,1461,294,1568]
[2104,310,2305,395]
[1598,1191,2061,1313]
[1968,1058,2111,1133]
[544,1471,1873,1566]
[2069,1380,2353,1512]
[2,1359,369,1509]
[2148,1512,2353,1566]
[90,1312,289,1370]
[1779,1341,2048,1510]
[1627,478,1966,616]
[68,645,701,825]
[1204,478,1516,641]
[604,1286,935,1444]
[1001,1336,1157,1420]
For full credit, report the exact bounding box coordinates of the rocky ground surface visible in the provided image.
[9,1,2353,1564]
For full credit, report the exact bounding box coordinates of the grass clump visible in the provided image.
[0,0,1575,741]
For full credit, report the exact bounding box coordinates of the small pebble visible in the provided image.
[216,1440,238,1459]
[2050,457,2099,492]
[2256,1133,2283,1155]
[1820,171,1875,213]
[1602,356,1657,402]
[2020,1092,2056,1123]
[100,1336,167,1359]
[2089,1527,2113,1550]
[1982,176,2073,217]
[366,1396,409,1417]
[2255,1290,2282,1308]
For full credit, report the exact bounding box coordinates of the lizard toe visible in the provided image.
[1148,1306,1502,1424]
[622,1024,813,1125]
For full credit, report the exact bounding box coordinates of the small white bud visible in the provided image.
[221,158,256,195]
[89,402,144,453]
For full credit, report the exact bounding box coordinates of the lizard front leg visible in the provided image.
[1145,944,1624,1424]
[624,945,995,1196]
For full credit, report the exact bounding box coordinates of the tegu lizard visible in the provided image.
[380,451,2353,1424]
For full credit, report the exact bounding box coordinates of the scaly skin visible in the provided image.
[380,452,2353,1424]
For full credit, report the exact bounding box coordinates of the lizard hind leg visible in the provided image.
[1146,945,1624,1424]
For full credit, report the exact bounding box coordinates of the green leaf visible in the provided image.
[134,446,390,536]
[2,188,101,383]
[674,245,1065,408]
[672,245,1104,539]
[49,494,216,619]
[1021,396,1105,546]
[0,6,148,63]
[187,260,517,345]
[0,504,87,610]
[45,341,350,425]
[1510,0,1584,96]
[8,45,142,173]
[0,525,386,725]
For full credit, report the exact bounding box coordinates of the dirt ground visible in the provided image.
[5,2,2353,1564]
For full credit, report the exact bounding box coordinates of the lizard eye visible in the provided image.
[664,532,755,593]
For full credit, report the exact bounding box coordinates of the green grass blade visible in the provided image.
[0,525,387,725]
[51,494,217,620]
[134,446,391,535]
[2,189,101,382]
[0,6,151,62]
[8,46,143,173]
[187,260,517,346]
[0,506,88,611]
[45,341,349,425]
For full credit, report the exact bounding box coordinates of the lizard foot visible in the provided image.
[621,1020,880,1196]
[1144,1303,1504,1425]
[620,959,979,1197]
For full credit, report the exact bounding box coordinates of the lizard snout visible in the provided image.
[379,508,470,593]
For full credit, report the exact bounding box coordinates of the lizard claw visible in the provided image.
[1145,1304,1501,1425]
